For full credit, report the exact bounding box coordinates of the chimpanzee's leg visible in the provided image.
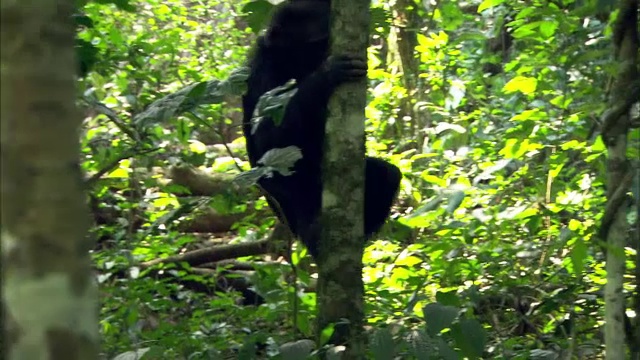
[364,157,401,237]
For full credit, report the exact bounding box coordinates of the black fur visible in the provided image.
[242,0,401,259]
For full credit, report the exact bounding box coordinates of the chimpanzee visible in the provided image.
[242,0,402,259]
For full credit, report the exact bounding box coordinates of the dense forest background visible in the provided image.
[11,0,638,358]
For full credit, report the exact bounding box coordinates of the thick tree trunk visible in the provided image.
[0,1,99,358]
[316,0,370,357]
[599,0,639,358]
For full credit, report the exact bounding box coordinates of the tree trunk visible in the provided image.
[0,1,99,359]
[599,0,639,358]
[391,0,420,139]
[316,0,370,357]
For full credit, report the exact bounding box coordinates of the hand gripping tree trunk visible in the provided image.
[316,0,370,357]
[598,0,639,358]
[0,1,99,358]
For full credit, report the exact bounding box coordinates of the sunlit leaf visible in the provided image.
[503,76,538,95]
[319,324,335,346]
[477,0,505,13]
[395,255,422,267]
[510,109,546,122]
[561,140,585,150]
[107,167,128,178]
[421,174,447,187]
[188,140,207,154]
[152,195,179,208]
[539,20,559,38]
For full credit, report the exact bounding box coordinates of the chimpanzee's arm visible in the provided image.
[275,56,367,149]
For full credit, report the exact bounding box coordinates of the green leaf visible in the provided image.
[477,0,505,13]
[94,0,135,12]
[499,139,523,159]
[407,330,434,360]
[251,80,298,128]
[570,237,587,276]
[185,81,208,100]
[435,337,460,360]
[423,303,459,336]
[237,340,257,360]
[539,20,559,38]
[549,163,564,179]
[421,174,447,187]
[370,7,392,36]
[451,319,486,358]
[435,291,462,307]
[370,328,395,360]
[512,22,540,39]
[440,3,465,30]
[257,146,302,172]
[188,140,207,154]
[446,191,465,214]
[234,146,302,187]
[407,194,444,219]
[561,140,585,151]
[510,109,547,122]
[503,76,537,95]
[319,323,335,346]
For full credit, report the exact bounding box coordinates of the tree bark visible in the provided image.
[390,0,421,139]
[599,0,639,358]
[0,1,99,359]
[316,0,370,357]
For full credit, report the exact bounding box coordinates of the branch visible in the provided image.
[84,147,160,187]
[133,67,249,128]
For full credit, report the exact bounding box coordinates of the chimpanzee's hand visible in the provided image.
[324,55,368,85]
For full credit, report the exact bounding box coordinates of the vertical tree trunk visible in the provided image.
[316,0,370,357]
[1,1,99,359]
[391,0,420,139]
[599,0,639,358]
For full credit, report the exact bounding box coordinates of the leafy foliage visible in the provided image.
[79,0,638,358]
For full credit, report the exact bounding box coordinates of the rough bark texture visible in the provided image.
[316,0,370,357]
[599,0,639,359]
[1,1,99,359]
